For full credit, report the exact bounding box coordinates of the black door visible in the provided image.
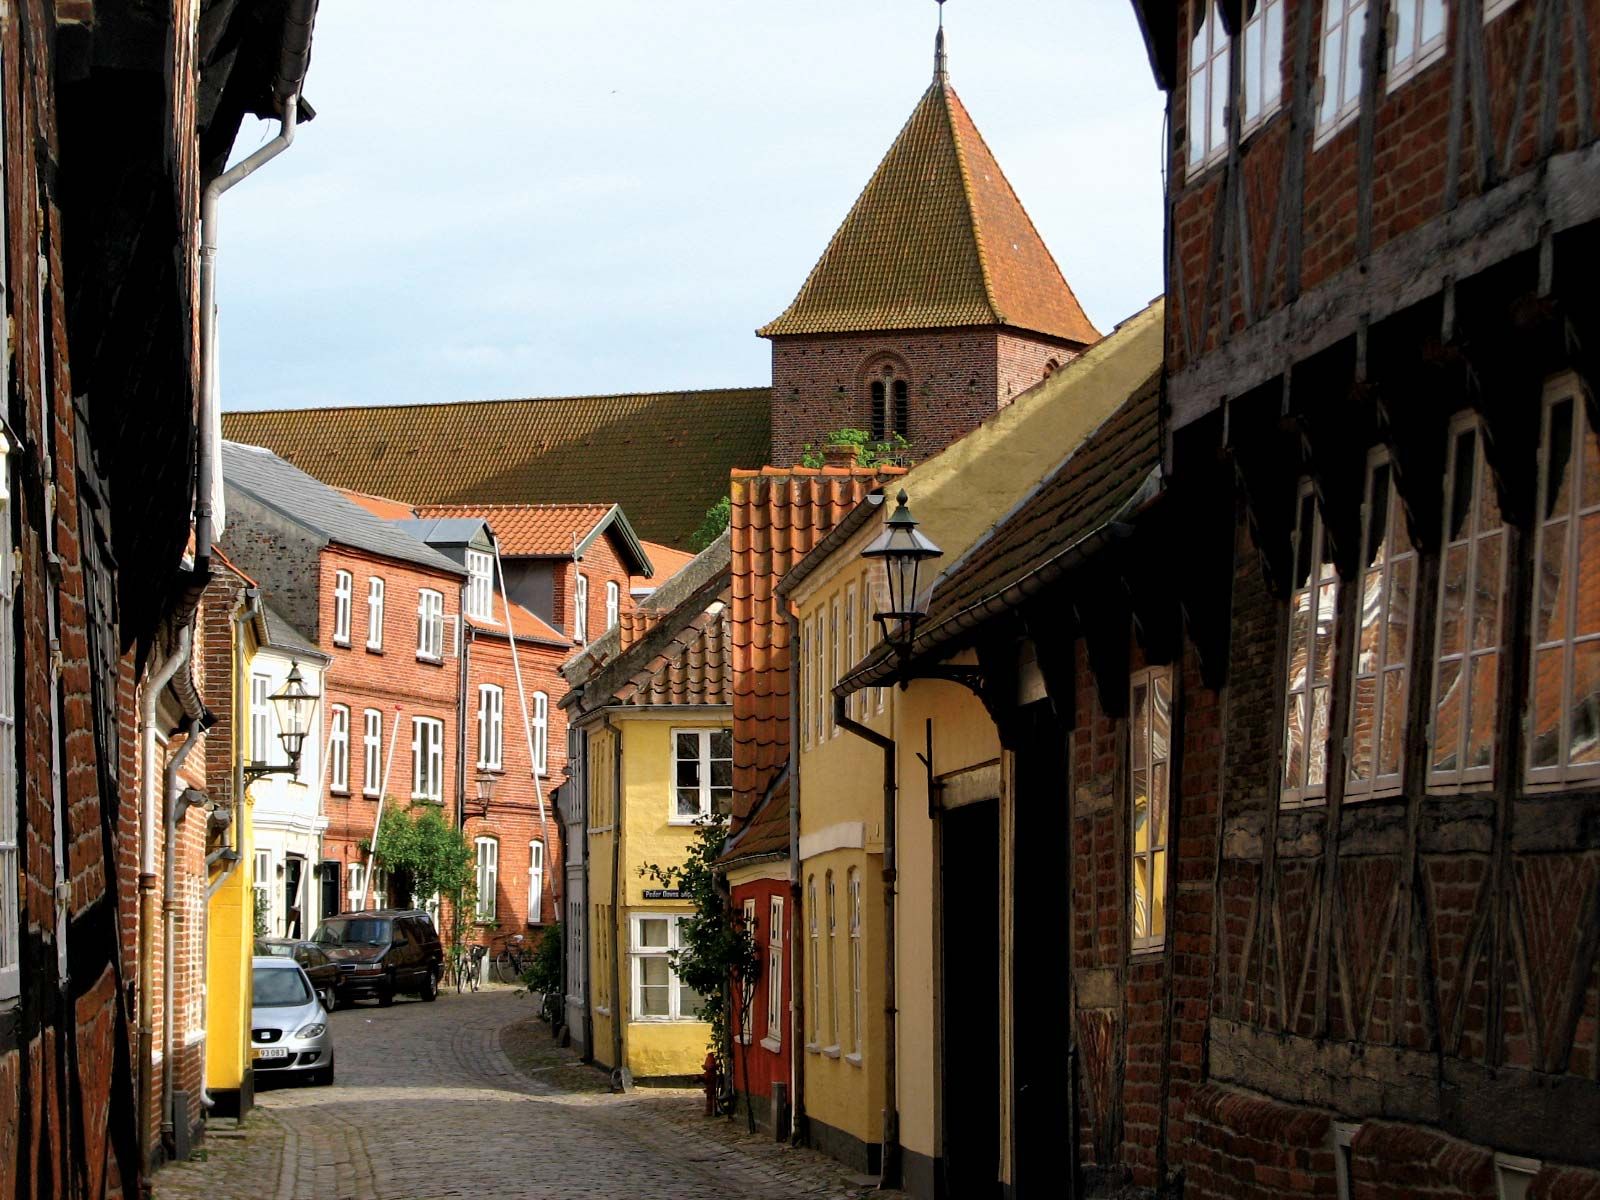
[941,799,1001,1198]
[284,856,305,939]
[320,860,340,922]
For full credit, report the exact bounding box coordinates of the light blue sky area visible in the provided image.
[218,1,1166,413]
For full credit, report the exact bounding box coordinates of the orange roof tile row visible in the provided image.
[466,594,567,646]
[636,540,697,586]
[336,487,419,520]
[615,593,730,708]
[729,465,902,817]
[416,502,614,558]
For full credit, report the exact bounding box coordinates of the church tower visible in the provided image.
[760,30,1101,466]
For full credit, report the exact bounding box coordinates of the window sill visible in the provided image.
[1386,43,1447,95]
[845,1052,863,1068]
[737,1033,752,1045]
[667,818,709,827]
[1238,105,1281,148]
[362,791,380,801]
[595,1005,611,1018]
[329,788,350,798]
[761,1035,783,1054]
[1182,146,1228,186]
[822,1044,841,1059]
[805,1042,822,1055]
[333,638,351,649]
[365,645,383,655]
[1278,795,1328,811]
[416,655,444,667]
[1312,108,1359,152]
[1130,944,1166,962]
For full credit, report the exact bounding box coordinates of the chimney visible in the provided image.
[822,442,862,468]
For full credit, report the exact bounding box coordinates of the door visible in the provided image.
[940,798,1001,1198]
[320,860,340,925]
[284,856,305,939]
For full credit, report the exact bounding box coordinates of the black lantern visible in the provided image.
[471,774,496,818]
[861,489,942,654]
[244,661,320,783]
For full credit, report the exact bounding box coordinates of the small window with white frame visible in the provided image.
[333,569,352,646]
[605,579,620,631]
[766,895,784,1045]
[814,613,827,739]
[1282,483,1340,806]
[362,708,382,796]
[1316,0,1368,143]
[1187,0,1231,171]
[1130,666,1172,951]
[573,572,589,643]
[254,849,274,934]
[412,717,444,801]
[672,728,732,821]
[527,840,544,924]
[416,588,444,661]
[631,914,706,1021]
[739,898,757,1042]
[1527,378,1600,786]
[0,446,16,1002]
[844,583,857,720]
[800,616,812,750]
[806,876,820,1046]
[477,684,504,770]
[329,704,350,793]
[251,673,273,764]
[347,861,366,911]
[1494,1153,1540,1200]
[366,576,385,650]
[1430,415,1507,789]
[829,598,841,737]
[1241,0,1284,133]
[1388,0,1447,90]
[1331,1122,1358,1200]
[474,837,498,921]
[1346,450,1416,800]
[848,869,863,1059]
[532,691,549,774]
[465,550,494,621]
[825,871,839,1049]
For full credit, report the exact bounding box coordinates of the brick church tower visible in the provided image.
[761,31,1101,466]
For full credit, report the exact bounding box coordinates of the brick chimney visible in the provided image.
[821,442,862,468]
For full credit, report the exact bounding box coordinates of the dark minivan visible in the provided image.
[312,909,443,1006]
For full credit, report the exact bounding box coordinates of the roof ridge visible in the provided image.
[943,82,1004,325]
[731,464,908,480]
[223,385,771,418]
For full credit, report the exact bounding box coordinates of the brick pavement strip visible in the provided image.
[153,988,902,1200]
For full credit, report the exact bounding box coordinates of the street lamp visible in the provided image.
[242,661,320,783]
[861,489,942,658]
[471,774,496,819]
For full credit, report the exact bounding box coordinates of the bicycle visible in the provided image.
[493,933,531,985]
[454,943,486,993]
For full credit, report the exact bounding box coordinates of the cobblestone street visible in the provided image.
[152,988,894,1200]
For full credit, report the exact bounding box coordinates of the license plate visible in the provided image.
[254,1046,288,1059]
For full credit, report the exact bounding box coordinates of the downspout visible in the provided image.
[161,716,205,1148]
[836,694,900,1191]
[604,713,625,1079]
[211,590,261,900]
[138,633,190,1172]
[457,620,471,832]
[785,608,806,1144]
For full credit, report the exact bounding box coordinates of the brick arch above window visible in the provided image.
[857,352,911,444]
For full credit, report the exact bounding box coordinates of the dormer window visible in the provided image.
[466,549,494,621]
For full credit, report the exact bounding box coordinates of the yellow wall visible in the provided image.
[586,724,618,1072]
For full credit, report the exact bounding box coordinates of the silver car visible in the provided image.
[250,956,335,1085]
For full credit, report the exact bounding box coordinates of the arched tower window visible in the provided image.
[867,360,910,443]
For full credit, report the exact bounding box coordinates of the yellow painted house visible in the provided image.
[781,301,1163,1195]
[560,536,732,1080]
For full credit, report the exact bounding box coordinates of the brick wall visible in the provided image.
[564,529,636,647]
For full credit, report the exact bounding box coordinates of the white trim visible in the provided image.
[365,576,384,650]
[629,912,705,1022]
[1185,0,1232,174]
[1313,0,1369,149]
[726,860,790,888]
[361,708,382,797]
[1130,665,1173,952]
[416,588,444,661]
[477,683,504,770]
[1281,480,1340,807]
[1332,1122,1359,1200]
[412,716,444,801]
[1239,0,1285,137]
[669,727,732,823]
[527,839,545,924]
[474,836,499,921]
[328,704,350,793]
[1386,0,1448,93]
[465,550,495,622]
[1482,0,1517,18]
[573,572,589,644]
[333,569,352,646]
[532,691,548,774]
[1494,1153,1540,1200]
[605,579,620,632]
[797,821,866,862]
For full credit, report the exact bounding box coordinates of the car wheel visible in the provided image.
[319,987,337,1012]
[377,985,395,1007]
[312,1056,335,1086]
[420,972,438,1002]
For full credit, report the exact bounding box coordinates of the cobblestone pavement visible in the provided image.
[153,987,900,1200]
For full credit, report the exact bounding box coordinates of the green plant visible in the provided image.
[688,495,731,552]
[639,815,761,1126]
[252,891,269,939]
[798,427,911,469]
[520,922,564,995]
[363,801,477,955]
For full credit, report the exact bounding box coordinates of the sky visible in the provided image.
[219,1,1166,413]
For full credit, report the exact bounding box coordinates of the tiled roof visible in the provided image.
[336,487,417,520]
[613,590,731,708]
[758,67,1099,346]
[637,540,697,587]
[730,466,903,816]
[842,368,1162,692]
[259,602,327,662]
[418,502,609,558]
[466,595,567,648]
[221,388,771,551]
[718,772,790,866]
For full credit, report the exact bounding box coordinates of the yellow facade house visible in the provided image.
[783,301,1163,1195]
[560,536,732,1080]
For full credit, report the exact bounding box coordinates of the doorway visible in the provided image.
[319,860,340,928]
[284,856,305,938]
[940,797,1000,1198]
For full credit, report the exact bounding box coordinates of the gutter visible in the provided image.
[161,718,207,1149]
[211,589,262,900]
[835,695,899,1190]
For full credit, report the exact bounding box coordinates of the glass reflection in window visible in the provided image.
[1283,485,1339,805]
[1130,666,1172,950]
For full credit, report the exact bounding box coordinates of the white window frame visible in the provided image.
[630,913,704,1022]
[532,691,549,775]
[1281,481,1340,807]
[1527,377,1600,788]
[1332,1122,1359,1200]
[814,613,827,741]
[801,616,813,750]
[474,836,498,921]
[670,727,732,823]
[412,717,444,802]
[739,898,758,1044]
[1240,0,1285,135]
[1315,0,1369,146]
[527,840,544,924]
[1494,1153,1540,1200]
[366,576,385,650]
[844,583,858,720]
[1429,414,1508,791]
[362,708,382,797]
[1187,0,1232,172]
[416,588,444,661]
[848,870,863,1061]
[1130,666,1173,952]
[477,684,504,770]
[347,861,366,911]
[333,569,352,646]
[1387,0,1448,92]
[0,447,15,1001]
[1482,0,1517,19]
[806,876,820,1049]
[824,872,839,1052]
[829,599,840,738]
[1345,449,1417,800]
[573,572,589,644]
[765,895,784,1048]
[465,550,494,621]
[250,672,273,764]
[605,579,620,631]
[329,704,350,793]
[254,849,274,935]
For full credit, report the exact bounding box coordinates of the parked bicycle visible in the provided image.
[493,933,532,985]
[454,943,487,994]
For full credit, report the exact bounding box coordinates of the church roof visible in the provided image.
[758,46,1100,346]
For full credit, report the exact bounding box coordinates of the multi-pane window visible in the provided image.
[366,577,385,649]
[825,872,839,1047]
[848,870,863,1058]
[574,572,589,643]
[363,709,382,796]
[631,914,706,1021]
[1282,484,1340,805]
[815,614,828,741]
[1528,382,1600,785]
[532,691,549,774]
[1130,666,1173,951]
[347,861,366,911]
[606,580,620,631]
[465,550,494,621]
[333,569,352,645]
[527,840,544,923]
[861,582,880,715]
[329,705,350,793]
[477,684,504,769]
[416,588,444,660]
[1347,453,1416,799]
[870,366,909,443]
[672,728,733,821]
[0,455,15,1000]
[1431,417,1506,789]
[1389,0,1447,89]
[740,898,758,1042]
[807,876,820,1045]
[254,850,273,935]
[829,600,841,738]
[412,717,444,801]
[766,895,785,1044]
[1317,0,1368,139]
[1188,0,1230,169]
[251,673,272,764]
[1241,0,1284,131]
[475,837,498,921]
[844,584,857,719]
[800,617,812,749]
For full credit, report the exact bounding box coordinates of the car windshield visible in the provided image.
[258,942,292,957]
[253,967,311,1007]
[314,918,390,947]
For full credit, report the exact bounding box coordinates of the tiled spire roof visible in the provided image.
[758,45,1100,346]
